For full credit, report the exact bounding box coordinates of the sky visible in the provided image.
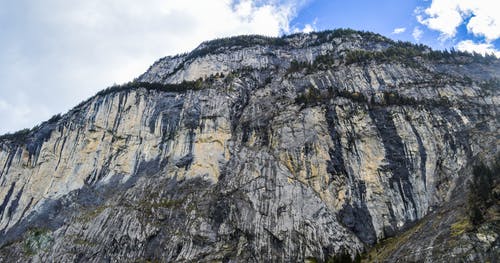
[0,0,499,134]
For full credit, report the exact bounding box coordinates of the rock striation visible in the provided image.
[0,29,498,262]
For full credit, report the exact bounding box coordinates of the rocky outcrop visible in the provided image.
[0,30,498,262]
[364,156,500,262]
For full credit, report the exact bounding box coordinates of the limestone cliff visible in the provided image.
[0,29,498,262]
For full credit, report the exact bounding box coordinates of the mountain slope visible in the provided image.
[0,29,498,262]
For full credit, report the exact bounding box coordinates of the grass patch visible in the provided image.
[362,219,427,262]
[138,198,185,210]
[305,257,319,263]
[155,199,185,209]
[72,237,97,247]
[450,217,472,237]
[78,205,108,222]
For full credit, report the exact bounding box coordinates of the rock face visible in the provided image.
[0,30,498,262]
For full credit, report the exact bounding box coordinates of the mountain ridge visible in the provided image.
[1,28,498,143]
[0,29,498,262]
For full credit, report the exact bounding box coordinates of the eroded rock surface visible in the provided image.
[0,30,498,262]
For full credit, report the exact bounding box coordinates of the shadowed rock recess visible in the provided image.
[0,29,499,262]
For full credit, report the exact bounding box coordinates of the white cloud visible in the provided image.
[392,27,406,34]
[300,24,313,33]
[0,0,309,134]
[463,2,500,41]
[416,0,500,41]
[301,23,315,33]
[456,40,500,58]
[412,27,423,42]
[415,0,463,39]
[291,17,318,33]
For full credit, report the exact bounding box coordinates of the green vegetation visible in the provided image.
[294,85,452,109]
[287,54,336,74]
[344,43,497,66]
[96,80,203,97]
[467,156,500,225]
[450,217,473,237]
[312,54,336,69]
[152,198,185,209]
[287,42,498,76]
[294,86,374,106]
[3,28,497,146]
[340,90,368,104]
[72,236,98,247]
[479,78,500,92]
[0,128,31,145]
[326,250,361,263]
[288,28,391,47]
[182,28,500,77]
[137,197,187,217]
[287,60,310,74]
[189,28,388,60]
[78,205,108,222]
[0,113,61,145]
[23,228,53,256]
[344,46,420,66]
[382,91,423,106]
[96,71,237,97]
[295,86,324,105]
[361,217,427,262]
[360,156,499,262]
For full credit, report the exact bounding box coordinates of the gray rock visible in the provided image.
[0,30,498,262]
